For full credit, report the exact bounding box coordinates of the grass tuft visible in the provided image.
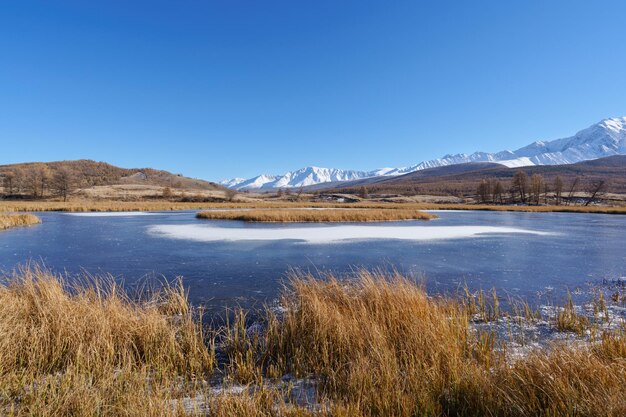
[0,213,41,230]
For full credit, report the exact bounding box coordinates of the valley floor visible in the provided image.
[2,198,626,216]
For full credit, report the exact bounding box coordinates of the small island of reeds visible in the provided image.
[196,208,437,222]
[0,213,41,231]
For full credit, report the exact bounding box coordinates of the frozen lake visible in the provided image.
[1,210,625,311]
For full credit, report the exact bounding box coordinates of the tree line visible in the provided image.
[1,164,77,201]
[476,172,605,206]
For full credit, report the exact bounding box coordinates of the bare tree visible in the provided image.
[224,188,237,202]
[162,187,173,199]
[476,180,491,204]
[512,171,528,203]
[530,174,544,205]
[295,186,305,201]
[492,180,504,204]
[554,176,564,205]
[51,168,75,202]
[584,180,605,206]
[359,186,369,199]
[566,177,580,205]
[1,171,16,196]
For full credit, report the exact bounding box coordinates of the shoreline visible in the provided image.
[1,199,625,215]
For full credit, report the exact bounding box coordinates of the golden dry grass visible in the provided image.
[0,266,213,416]
[196,208,436,222]
[1,199,625,215]
[223,270,626,416]
[0,213,41,230]
[1,267,625,416]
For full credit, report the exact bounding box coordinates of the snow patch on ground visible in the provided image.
[148,224,551,244]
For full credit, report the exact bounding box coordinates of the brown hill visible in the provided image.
[0,159,226,200]
[329,156,626,197]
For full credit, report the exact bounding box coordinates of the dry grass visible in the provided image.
[2,199,625,215]
[221,271,626,416]
[0,266,213,416]
[1,267,625,416]
[0,213,41,230]
[196,209,436,222]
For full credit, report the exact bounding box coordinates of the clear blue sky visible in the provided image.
[2,1,626,181]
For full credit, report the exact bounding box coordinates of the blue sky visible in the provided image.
[2,1,626,181]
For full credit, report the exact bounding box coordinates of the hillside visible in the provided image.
[328,156,626,197]
[0,160,226,200]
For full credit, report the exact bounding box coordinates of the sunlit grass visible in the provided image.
[1,266,625,416]
[1,199,625,215]
[196,208,436,222]
[0,213,41,230]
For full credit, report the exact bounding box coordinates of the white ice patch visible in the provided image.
[148,224,551,244]
[66,212,157,217]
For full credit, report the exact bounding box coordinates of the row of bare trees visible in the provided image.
[476,172,604,206]
[1,165,77,201]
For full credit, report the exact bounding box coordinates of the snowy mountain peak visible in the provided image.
[221,117,626,190]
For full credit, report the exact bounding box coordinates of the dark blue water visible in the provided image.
[1,211,625,310]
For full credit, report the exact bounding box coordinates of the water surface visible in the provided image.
[1,210,624,310]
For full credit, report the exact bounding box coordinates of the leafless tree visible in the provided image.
[566,177,580,205]
[476,180,491,203]
[162,187,173,199]
[359,186,369,199]
[584,180,605,206]
[51,168,75,202]
[224,188,237,202]
[1,171,16,195]
[512,171,528,203]
[492,180,504,204]
[530,174,544,205]
[554,176,564,205]
[296,186,305,201]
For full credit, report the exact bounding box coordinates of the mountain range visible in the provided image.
[221,117,626,190]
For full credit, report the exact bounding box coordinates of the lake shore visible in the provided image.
[1,266,624,416]
[1,199,626,215]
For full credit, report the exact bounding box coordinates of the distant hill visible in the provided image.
[328,156,626,196]
[0,159,225,199]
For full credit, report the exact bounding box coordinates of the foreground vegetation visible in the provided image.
[0,213,41,230]
[196,208,436,222]
[1,267,625,416]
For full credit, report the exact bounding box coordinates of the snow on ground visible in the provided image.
[148,224,551,244]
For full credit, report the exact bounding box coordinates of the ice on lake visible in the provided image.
[148,224,552,244]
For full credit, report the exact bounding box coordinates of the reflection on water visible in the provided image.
[0,210,624,311]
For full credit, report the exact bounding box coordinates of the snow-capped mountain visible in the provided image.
[221,117,626,190]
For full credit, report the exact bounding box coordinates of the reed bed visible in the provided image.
[196,209,436,222]
[1,267,625,416]
[0,213,41,230]
[0,266,213,416]
[1,199,625,215]
[222,271,626,416]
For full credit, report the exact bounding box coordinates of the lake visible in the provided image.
[1,210,625,311]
